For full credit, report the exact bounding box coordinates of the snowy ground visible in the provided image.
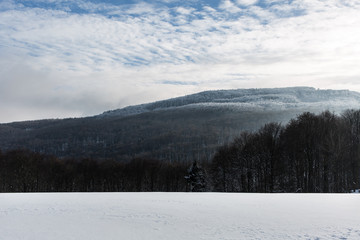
[0,193,359,240]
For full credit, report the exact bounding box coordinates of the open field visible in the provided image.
[1,193,359,240]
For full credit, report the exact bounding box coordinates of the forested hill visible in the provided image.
[99,87,360,118]
[1,87,360,162]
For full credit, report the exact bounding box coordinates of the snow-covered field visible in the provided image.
[1,193,359,240]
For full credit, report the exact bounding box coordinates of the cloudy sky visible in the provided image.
[1,0,360,123]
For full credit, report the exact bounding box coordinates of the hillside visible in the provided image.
[1,87,360,161]
[100,87,360,117]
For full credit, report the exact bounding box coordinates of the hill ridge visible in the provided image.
[99,87,360,118]
[1,87,360,162]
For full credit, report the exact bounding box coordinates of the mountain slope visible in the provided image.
[100,87,360,117]
[1,87,360,162]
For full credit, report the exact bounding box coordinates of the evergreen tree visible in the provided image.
[185,161,207,192]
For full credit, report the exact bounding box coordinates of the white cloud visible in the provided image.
[1,0,360,122]
[219,0,242,13]
[176,7,194,15]
[236,0,258,6]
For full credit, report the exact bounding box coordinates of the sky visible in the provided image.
[1,0,360,123]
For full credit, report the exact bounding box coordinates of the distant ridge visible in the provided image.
[1,87,360,162]
[100,87,360,118]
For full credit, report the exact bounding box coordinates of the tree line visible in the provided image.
[211,110,360,193]
[0,149,189,192]
[1,110,360,193]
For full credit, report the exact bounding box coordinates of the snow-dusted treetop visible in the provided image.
[100,87,360,117]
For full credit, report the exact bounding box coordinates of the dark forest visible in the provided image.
[1,110,360,193]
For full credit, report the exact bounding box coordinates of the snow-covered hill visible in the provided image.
[1,193,359,240]
[100,87,360,117]
[2,87,360,161]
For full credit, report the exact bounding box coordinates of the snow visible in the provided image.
[98,87,360,118]
[1,193,359,240]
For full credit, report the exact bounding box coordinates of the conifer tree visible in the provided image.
[185,161,207,192]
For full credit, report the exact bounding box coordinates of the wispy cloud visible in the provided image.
[1,0,360,122]
[236,0,258,7]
